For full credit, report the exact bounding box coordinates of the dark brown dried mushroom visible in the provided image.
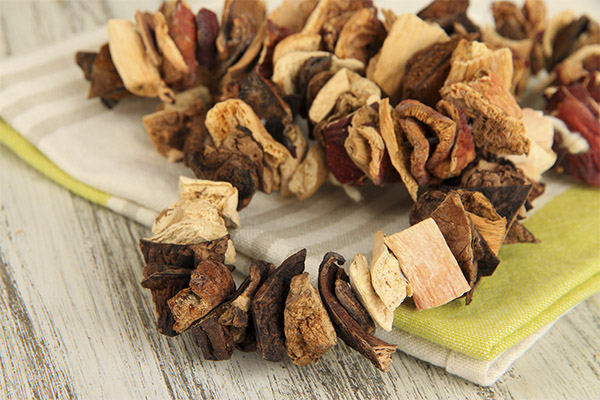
[252,249,306,362]
[168,260,235,333]
[284,272,337,366]
[256,20,291,78]
[334,270,376,335]
[318,252,397,372]
[417,0,478,36]
[139,235,230,268]
[75,44,131,108]
[196,8,220,69]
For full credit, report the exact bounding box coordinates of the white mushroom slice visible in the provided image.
[288,142,329,200]
[178,176,240,228]
[366,13,448,102]
[224,239,237,265]
[150,218,229,245]
[444,39,514,91]
[309,68,380,123]
[273,33,322,66]
[205,99,292,168]
[348,253,394,331]
[152,198,226,236]
[272,50,364,95]
[280,124,308,198]
[370,231,408,310]
[107,19,174,102]
[301,0,369,34]
[268,0,318,33]
[384,218,470,310]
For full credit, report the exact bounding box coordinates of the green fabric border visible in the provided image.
[394,186,600,360]
[0,118,111,206]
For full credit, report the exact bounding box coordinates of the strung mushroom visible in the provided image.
[334,8,386,65]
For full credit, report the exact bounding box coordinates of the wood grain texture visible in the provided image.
[0,1,599,399]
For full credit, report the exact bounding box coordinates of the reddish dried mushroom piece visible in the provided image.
[252,249,306,362]
[318,252,397,372]
[196,8,219,69]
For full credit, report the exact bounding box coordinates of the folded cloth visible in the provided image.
[1,15,599,387]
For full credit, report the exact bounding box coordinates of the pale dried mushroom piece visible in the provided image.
[443,39,514,91]
[301,0,371,34]
[321,11,357,53]
[135,11,161,67]
[348,253,393,331]
[384,218,470,310]
[272,50,364,95]
[319,252,397,372]
[280,123,309,198]
[378,98,419,200]
[177,176,240,228]
[367,13,449,102]
[152,198,225,236]
[503,108,557,182]
[287,142,329,200]
[441,71,530,156]
[309,68,381,124]
[556,44,600,86]
[107,19,174,102]
[226,20,268,78]
[268,0,319,33]
[205,99,292,168]
[334,7,386,65]
[284,272,337,366]
[149,217,229,246]
[370,230,408,311]
[457,190,507,255]
[272,33,322,66]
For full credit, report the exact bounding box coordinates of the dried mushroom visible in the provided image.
[75,43,131,108]
[334,274,376,335]
[348,253,393,331]
[321,113,367,185]
[287,142,329,200]
[321,11,357,53]
[370,231,408,310]
[284,272,337,366]
[309,68,381,124]
[435,100,476,178]
[152,198,226,236]
[367,13,449,102]
[256,20,292,78]
[139,235,231,268]
[334,8,386,65]
[378,98,419,200]
[205,99,292,168]
[268,0,318,34]
[107,19,174,102]
[441,71,530,156]
[153,11,190,85]
[177,176,240,228]
[135,11,161,67]
[142,86,209,161]
[216,0,266,73]
[301,0,372,34]
[195,8,219,69]
[272,33,322,66]
[252,249,306,362]
[384,218,470,310]
[169,0,198,84]
[272,50,364,96]
[417,0,477,36]
[168,260,235,333]
[319,252,397,372]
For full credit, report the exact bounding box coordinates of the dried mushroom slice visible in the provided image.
[542,10,577,61]
[169,0,198,84]
[435,100,476,178]
[205,99,292,168]
[370,230,408,310]
[284,272,337,366]
[321,114,367,185]
[192,309,236,361]
[334,275,376,335]
[367,13,449,102]
[348,253,393,331]
[334,8,386,65]
[322,11,357,53]
[443,39,514,91]
[149,216,229,245]
[319,252,397,372]
[216,0,266,73]
[417,0,469,20]
[252,249,306,362]
[379,98,419,200]
[268,0,319,34]
[309,68,381,124]
[169,260,236,333]
[256,20,291,78]
[152,198,226,236]
[196,8,219,69]
[457,190,507,255]
[153,11,190,84]
[135,11,161,67]
[272,50,364,95]
[287,142,329,200]
[280,123,309,198]
[301,0,371,34]
[139,235,230,268]
[107,19,174,102]
[395,100,456,178]
[384,218,470,310]
[75,44,131,108]
[272,33,322,66]
[441,71,530,156]
[177,176,240,228]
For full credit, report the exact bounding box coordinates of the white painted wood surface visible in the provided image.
[0,1,599,399]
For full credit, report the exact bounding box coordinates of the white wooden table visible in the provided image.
[1,1,599,399]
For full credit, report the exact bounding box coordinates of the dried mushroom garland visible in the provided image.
[76,0,599,371]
